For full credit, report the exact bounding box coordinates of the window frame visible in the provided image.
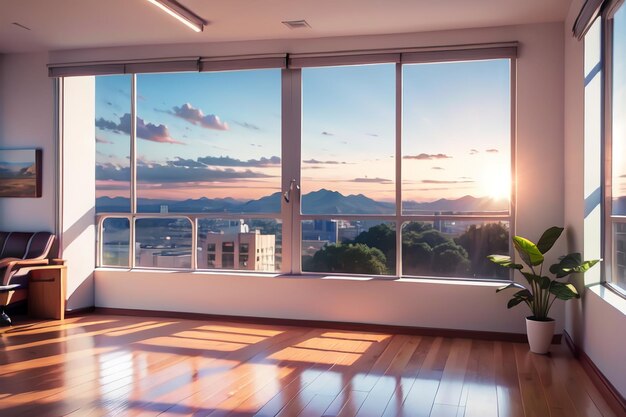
[94,47,517,282]
[603,0,626,297]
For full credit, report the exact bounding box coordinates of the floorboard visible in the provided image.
[0,314,619,417]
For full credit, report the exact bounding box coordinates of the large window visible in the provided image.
[608,3,626,293]
[95,49,514,280]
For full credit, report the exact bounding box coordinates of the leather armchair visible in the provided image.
[0,232,56,325]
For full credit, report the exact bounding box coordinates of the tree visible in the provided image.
[432,241,470,275]
[402,240,433,276]
[306,243,388,275]
[402,223,470,276]
[353,223,396,273]
[456,222,509,278]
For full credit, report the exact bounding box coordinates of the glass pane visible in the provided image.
[101,217,130,267]
[402,221,509,279]
[197,218,281,272]
[613,222,626,292]
[133,70,281,213]
[301,64,396,214]
[135,218,192,268]
[95,75,131,213]
[613,5,626,215]
[302,220,396,275]
[402,60,511,215]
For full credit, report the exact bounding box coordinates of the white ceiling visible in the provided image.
[0,0,572,54]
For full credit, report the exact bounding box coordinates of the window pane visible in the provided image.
[95,75,131,213]
[402,60,511,215]
[613,222,626,292]
[613,5,626,215]
[198,218,281,271]
[402,221,509,279]
[301,64,396,214]
[132,70,281,214]
[302,220,396,275]
[135,218,192,268]
[101,217,130,267]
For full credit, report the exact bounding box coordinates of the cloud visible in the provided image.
[234,121,260,130]
[96,163,272,183]
[303,159,346,165]
[486,149,499,153]
[168,157,207,168]
[171,103,228,130]
[321,131,334,136]
[366,133,379,137]
[352,177,392,184]
[421,179,474,184]
[469,149,479,155]
[96,113,184,144]
[197,155,280,167]
[95,118,118,131]
[96,136,113,144]
[403,153,452,160]
[431,167,444,170]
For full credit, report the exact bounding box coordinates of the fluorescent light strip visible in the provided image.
[146,0,204,33]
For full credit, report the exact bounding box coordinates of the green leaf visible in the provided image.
[549,254,601,278]
[513,236,544,266]
[487,255,523,270]
[507,297,525,309]
[538,276,551,289]
[521,272,542,286]
[536,226,564,254]
[512,289,533,301]
[549,281,580,300]
[496,282,526,293]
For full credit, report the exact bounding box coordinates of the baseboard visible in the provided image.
[94,307,561,344]
[563,331,626,415]
[65,306,95,317]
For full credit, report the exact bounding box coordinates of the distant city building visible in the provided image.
[198,220,276,271]
[138,245,191,268]
[302,219,338,243]
[160,205,169,214]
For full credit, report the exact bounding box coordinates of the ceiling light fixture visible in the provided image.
[146,0,205,33]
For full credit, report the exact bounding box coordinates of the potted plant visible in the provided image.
[488,226,600,354]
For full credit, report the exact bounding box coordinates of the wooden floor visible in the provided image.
[0,315,619,417]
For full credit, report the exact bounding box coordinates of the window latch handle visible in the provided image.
[283,179,300,203]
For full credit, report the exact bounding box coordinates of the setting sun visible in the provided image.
[479,166,511,200]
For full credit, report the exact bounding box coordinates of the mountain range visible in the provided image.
[96,188,510,215]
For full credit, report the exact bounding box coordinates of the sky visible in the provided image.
[95,59,511,209]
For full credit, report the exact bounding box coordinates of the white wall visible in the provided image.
[75,22,568,334]
[0,53,56,232]
[61,76,96,310]
[564,0,626,398]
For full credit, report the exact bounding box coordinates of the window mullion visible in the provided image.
[130,74,137,269]
[282,68,303,274]
[395,63,403,277]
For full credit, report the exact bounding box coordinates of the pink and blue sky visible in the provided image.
[95,59,512,207]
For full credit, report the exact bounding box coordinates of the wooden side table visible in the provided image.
[28,264,67,320]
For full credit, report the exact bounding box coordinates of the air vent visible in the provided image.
[282,20,311,29]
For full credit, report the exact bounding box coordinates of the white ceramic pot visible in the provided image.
[525,317,556,354]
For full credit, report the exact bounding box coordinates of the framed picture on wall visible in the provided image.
[0,149,42,198]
